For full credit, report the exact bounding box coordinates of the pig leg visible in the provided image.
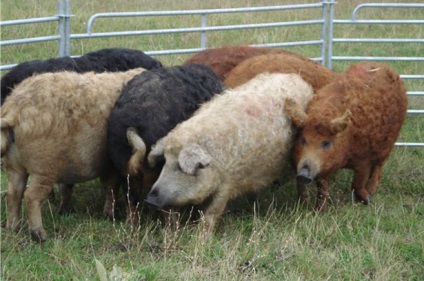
[100,172,121,219]
[58,183,74,214]
[203,188,231,236]
[297,183,310,202]
[6,169,28,231]
[24,174,55,242]
[352,164,372,204]
[315,177,330,212]
[366,162,385,196]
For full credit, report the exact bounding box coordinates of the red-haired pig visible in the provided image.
[285,62,407,211]
[184,45,305,82]
[224,53,338,92]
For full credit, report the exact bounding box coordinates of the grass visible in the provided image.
[1,0,424,280]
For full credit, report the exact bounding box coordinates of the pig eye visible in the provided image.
[321,140,331,150]
[300,137,307,146]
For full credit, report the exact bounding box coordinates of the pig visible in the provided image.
[224,53,338,92]
[1,48,162,105]
[184,45,305,82]
[1,68,145,242]
[284,61,408,211]
[146,72,314,235]
[107,64,224,223]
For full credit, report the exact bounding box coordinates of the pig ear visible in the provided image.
[178,143,211,175]
[330,110,352,134]
[127,128,146,175]
[148,138,166,168]
[285,98,307,128]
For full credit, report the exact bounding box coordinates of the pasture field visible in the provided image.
[1,0,423,280]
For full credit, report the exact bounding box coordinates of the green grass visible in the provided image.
[1,0,424,280]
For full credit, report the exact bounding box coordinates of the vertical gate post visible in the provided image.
[326,0,336,69]
[200,13,207,49]
[320,0,329,66]
[58,0,71,57]
[58,0,65,57]
[64,0,71,56]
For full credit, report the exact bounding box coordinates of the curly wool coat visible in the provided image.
[285,61,408,211]
[146,72,314,234]
[184,45,304,82]
[106,64,224,221]
[224,52,338,92]
[1,68,145,241]
[1,48,162,104]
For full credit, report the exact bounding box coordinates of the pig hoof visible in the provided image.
[354,191,370,205]
[361,197,370,205]
[30,228,47,243]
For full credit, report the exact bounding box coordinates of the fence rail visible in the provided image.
[0,1,329,70]
[1,0,422,146]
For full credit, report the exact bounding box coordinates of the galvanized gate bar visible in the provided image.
[75,20,326,38]
[331,57,424,61]
[335,19,424,24]
[333,39,424,43]
[0,36,62,47]
[352,3,424,21]
[0,16,59,26]
[143,40,325,57]
[395,143,424,147]
[85,3,325,34]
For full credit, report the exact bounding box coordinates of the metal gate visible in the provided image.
[1,0,423,147]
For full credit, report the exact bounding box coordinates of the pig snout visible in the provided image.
[145,189,162,210]
[296,165,313,185]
